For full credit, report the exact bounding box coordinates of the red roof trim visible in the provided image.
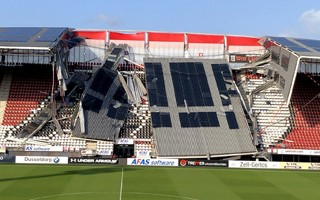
[227,36,262,47]
[188,34,224,44]
[109,32,145,41]
[74,31,106,40]
[148,32,184,42]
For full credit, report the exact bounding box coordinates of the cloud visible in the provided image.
[299,9,320,34]
[85,14,123,27]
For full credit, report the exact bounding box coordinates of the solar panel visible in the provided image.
[189,113,200,127]
[151,112,172,127]
[213,71,227,91]
[228,90,238,96]
[212,64,232,106]
[170,62,213,107]
[113,87,128,103]
[269,37,310,52]
[102,60,114,70]
[145,62,169,107]
[160,112,172,127]
[207,112,220,127]
[295,38,320,49]
[107,104,129,120]
[0,27,41,42]
[294,38,320,52]
[225,111,239,129]
[36,28,67,42]
[82,94,103,113]
[179,112,220,128]
[90,69,117,96]
[211,64,221,72]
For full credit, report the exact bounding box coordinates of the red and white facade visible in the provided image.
[69,30,265,66]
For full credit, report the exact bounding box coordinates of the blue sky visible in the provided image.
[1,0,320,39]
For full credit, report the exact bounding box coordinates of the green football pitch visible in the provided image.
[0,164,320,200]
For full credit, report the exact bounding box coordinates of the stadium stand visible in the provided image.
[1,65,52,126]
[277,73,320,149]
[2,27,320,161]
[243,76,291,147]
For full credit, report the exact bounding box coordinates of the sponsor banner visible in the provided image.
[136,150,151,159]
[179,159,228,167]
[96,149,113,156]
[81,149,96,156]
[127,158,178,167]
[279,162,305,170]
[275,149,320,156]
[0,154,15,163]
[229,161,280,169]
[24,145,63,152]
[68,157,118,164]
[306,163,320,170]
[116,138,134,145]
[279,162,320,170]
[229,54,260,63]
[16,156,68,164]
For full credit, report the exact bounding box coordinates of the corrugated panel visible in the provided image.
[144,57,256,157]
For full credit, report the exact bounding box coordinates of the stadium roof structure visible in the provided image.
[0,27,70,50]
[72,44,130,140]
[145,57,257,158]
[266,36,320,58]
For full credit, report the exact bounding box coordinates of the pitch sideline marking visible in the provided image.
[27,191,199,200]
[119,167,124,200]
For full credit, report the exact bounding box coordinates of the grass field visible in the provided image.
[0,164,320,200]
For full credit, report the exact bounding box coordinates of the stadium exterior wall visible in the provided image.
[71,30,265,65]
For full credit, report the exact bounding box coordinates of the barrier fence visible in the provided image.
[1,156,320,170]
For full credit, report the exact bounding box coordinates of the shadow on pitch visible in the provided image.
[0,166,136,182]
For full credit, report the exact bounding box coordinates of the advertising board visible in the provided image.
[136,150,151,159]
[127,158,178,166]
[68,157,118,164]
[16,156,68,164]
[274,149,320,156]
[179,159,228,167]
[24,146,63,152]
[228,160,280,169]
[229,54,260,63]
[0,154,15,163]
[279,162,320,170]
[96,149,113,156]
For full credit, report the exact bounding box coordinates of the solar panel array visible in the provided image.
[107,87,130,120]
[170,62,213,107]
[0,27,68,48]
[0,27,41,42]
[179,112,220,128]
[35,27,66,42]
[145,62,168,107]
[145,58,255,157]
[145,59,242,131]
[269,36,311,52]
[295,38,320,52]
[212,64,232,106]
